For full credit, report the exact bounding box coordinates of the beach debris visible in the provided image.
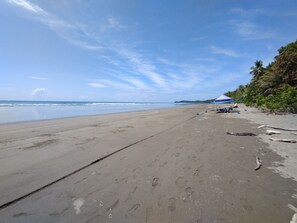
[266,130,281,135]
[290,213,297,223]
[226,131,257,136]
[270,138,297,143]
[288,204,297,213]
[258,125,297,131]
[73,198,85,214]
[254,156,262,171]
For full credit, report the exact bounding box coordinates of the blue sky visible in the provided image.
[1,0,296,102]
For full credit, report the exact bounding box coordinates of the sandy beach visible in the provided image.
[0,105,297,223]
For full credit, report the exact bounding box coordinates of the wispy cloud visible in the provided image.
[210,46,242,57]
[233,21,275,40]
[88,83,105,88]
[29,76,47,80]
[6,0,103,52]
[118,76,153,91]
[89,79,134,90]
[105,17,127,30]
[230,7,297,18]
[8,0,46,15]
[31,88,46,96]
[69,40,102,51]
[117,48,168,90]
[190,36,206,42]
[229,8,263,17]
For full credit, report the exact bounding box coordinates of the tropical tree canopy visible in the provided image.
[250,60,264,80]
[226,40,297,113]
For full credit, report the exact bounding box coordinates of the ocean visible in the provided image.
[0,100,178,124]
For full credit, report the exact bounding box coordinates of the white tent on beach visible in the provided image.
[212,95,235,104]
[211,94,235,110]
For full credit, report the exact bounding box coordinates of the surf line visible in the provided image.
[0,115,197,210]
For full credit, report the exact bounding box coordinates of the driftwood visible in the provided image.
[266,130,281,135]
[258,124,297,131]
[254,156,262,171]
[226,131,257,136]
[290,213,297,223]
[269,138,297,143]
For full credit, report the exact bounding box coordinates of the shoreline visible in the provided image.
[0,105,181,126]
[0,104,296,222]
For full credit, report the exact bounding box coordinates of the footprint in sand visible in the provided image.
[191,155,197,160]
[147,159,159,167]
[145,207,153,222]
[159,161,168,168]
[125,203,141,219]
[182,187,194,202]
[168,197,176,212]
[175,152,180,157]
[240,198,253,212]
[125,186,138,202]
[194,165,203,176]
[209,174,222,181]
[152,177,159,187]
[175,177,188,188]
[194,169,200,176]
[175,177,183,187]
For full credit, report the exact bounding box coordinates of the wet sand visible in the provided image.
[0,105,296,222]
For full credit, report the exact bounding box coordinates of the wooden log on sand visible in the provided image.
[226,131,257,136]
[254,156,262,171]
[270,138,297,143]
[266,130,281,135]
[258,124,297,131]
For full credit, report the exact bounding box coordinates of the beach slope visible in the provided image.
[0,105,296,222]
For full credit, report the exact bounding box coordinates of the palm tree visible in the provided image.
[250,60,264,80]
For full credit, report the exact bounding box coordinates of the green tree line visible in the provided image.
[226,40,297,113]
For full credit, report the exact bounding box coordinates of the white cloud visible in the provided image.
[229,8,263,17]
[7,0,46,15]
[90,79,134,90]
[6,0,103,52]
[234,21,275,40]
[117,48,168,90]
[105,17,127,30]
[88,83,105,88]
[69,40,102,51]
[120,76,153,91]
[31,88,46,97]
[210,46,242,57]
[29,76,47,80]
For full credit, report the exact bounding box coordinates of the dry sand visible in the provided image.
[0,105,296,222]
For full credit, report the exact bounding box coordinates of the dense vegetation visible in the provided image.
[226,40,297,113]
